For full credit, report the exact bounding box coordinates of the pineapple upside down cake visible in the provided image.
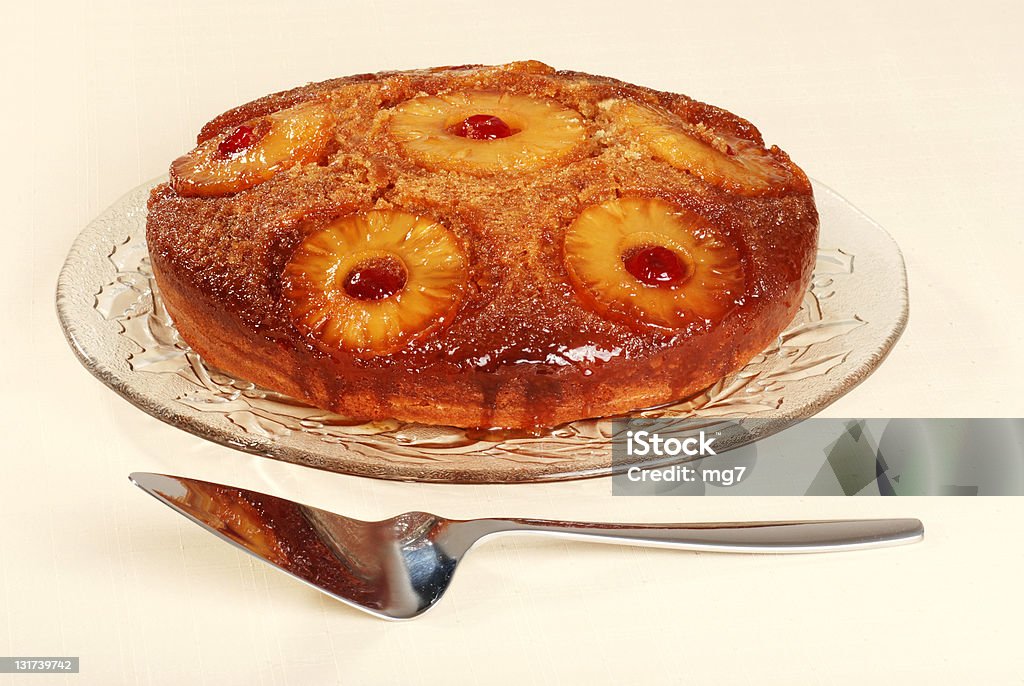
[147,61,818,431]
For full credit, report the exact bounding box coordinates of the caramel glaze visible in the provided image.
[147,61,818,430]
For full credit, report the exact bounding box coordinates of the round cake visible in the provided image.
[146,61,818,430]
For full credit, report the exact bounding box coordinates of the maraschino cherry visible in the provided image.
[343,258,408,301]
[451,114,515,140]
[217,125,260,157]
[623,246,690,286]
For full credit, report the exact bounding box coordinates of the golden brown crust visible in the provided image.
[146,61,818,429]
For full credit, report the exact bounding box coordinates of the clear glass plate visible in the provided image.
[57,178,907,483]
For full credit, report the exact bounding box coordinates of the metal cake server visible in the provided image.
[129,472,923,620]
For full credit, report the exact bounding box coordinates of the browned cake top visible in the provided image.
[146,61,817,376]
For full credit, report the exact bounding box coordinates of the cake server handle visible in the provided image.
[459,517,923,553]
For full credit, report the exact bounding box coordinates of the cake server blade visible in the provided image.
[129,472,923,620]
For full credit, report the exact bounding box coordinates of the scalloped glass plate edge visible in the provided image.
[56,177,907,484]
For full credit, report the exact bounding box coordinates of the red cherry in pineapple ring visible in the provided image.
[451,114,515,140]
[623,245,692,287]
[217,124,260,157]
[343,257,408,301]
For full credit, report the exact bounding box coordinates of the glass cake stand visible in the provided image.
[57,179,907,483]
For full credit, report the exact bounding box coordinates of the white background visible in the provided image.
[2,0,1023,683]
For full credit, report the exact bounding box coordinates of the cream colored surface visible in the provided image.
[3,0,1023,684]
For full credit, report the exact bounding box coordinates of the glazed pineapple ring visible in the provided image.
[604,99,808,196]
[282,210,468,355]
[170,100,336,197]
[388,91,588,173]
[564,197,746,331]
